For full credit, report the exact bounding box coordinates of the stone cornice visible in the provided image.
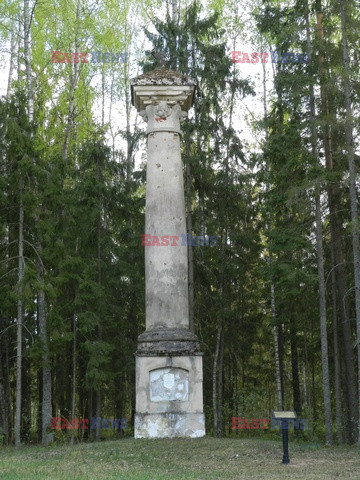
[131,68,196,112]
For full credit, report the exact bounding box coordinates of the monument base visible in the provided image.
[134,353,205,439]
[134,412,205,438]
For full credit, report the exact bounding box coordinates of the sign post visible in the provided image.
[272,411,297,464]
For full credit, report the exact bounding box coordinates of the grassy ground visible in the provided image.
[0,437,359,480]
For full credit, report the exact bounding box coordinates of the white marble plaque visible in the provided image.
[150,368,189,402]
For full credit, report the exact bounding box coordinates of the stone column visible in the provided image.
[131,68,205,438]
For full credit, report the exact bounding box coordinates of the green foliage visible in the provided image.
[0,0,358,447]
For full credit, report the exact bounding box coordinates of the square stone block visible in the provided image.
[134,354,205,438]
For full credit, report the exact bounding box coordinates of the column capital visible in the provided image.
[139,102,187,135]
[131,67,196,113]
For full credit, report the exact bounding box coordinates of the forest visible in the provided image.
[0,0,359,450]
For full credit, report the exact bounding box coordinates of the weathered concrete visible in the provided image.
[135,355,204,413]
[137,328,199,354]
[131,68,205,438]
[135,413,205,439]
[145,128,188,334]
[134,355,205,438]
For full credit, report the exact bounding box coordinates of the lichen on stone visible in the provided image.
[131,67,196,86]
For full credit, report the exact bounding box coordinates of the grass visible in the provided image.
[0,436,359,479]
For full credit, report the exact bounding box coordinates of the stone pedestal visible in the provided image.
[131,68,205,438]
[134,354,205,438]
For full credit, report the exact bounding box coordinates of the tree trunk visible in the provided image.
[15,0,33,447]
[262,59,283,410]
[316,4,356,443]
[315,187,333,445]
[6,25,17,96]
[271,286,282,409]
[95,389,101,442]
[305,5,333,444]
[35,235,52,446]
[0,382,7,445]
[212,320,221,436]
[62,0,81,162]
[217,329,224,437]
[25,0,52,445]
[331,245,343,443]
[339,0,360,444]
[171,0,178,23]
[278,324,285,403]
[37,367,42,443]
[290,320,302,417]
[95,161,102,443]
[70,314,77,445]
[303,329,313,436]
[15,178,24,447]
[0,316,9,444]
[214,226,227,438]
[38,281,53,445]
[24,0,33,121]
[22,349,31,441]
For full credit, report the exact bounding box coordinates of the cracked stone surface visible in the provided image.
[134,412,205,439]
[150,368,189,402]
